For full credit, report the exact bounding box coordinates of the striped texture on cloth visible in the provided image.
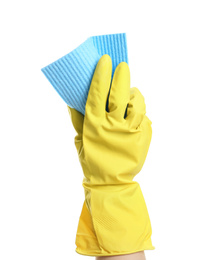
[41,33,128,115]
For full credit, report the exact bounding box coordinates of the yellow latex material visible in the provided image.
[68,55,155,256]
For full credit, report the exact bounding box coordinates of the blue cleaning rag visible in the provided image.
[41,33,129,115]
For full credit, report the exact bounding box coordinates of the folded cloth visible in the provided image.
[41,33,128,115]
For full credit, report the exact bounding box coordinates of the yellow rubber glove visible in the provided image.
[68,54,154,256]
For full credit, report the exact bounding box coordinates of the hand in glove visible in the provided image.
[68,54,154,256]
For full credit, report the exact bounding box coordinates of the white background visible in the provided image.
[0,1,205,259]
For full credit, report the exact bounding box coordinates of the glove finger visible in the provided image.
[108,62,130,120]
[67,105,84,137]
[133,115,152,172]
[85,54,112,119]
[126,87,146,129]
